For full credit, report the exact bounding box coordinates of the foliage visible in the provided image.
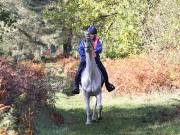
[104,55,180,95]
[0,0,61,62]
[142,0,180,53]
[0,0,179,59]
[0,3,18,56]
[44,0,180,58]
[43,0,148,58]
[44,56,79,96]
[0,57,55,134]
[0,107,18,135]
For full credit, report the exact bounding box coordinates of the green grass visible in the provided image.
[34,92,180,135]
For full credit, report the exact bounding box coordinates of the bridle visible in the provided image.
[84,40,93,52]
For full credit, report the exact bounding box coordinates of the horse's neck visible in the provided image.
[82,41,101,92]
[85,51,96,78]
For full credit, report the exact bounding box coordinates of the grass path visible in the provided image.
[35,92,180,135]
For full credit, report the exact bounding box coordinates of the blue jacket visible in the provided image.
[78,38,102,62]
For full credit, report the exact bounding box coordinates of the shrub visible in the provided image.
[0,57,55,134]
[104,55,180,95]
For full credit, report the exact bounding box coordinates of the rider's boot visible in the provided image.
[72,82,80,94]
[72,62,86,95]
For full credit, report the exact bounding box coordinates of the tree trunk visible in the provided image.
[62,27,73,57]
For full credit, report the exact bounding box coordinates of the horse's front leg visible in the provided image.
[97,92,102,120]
[92,99,97,121]
[84,91,91,125]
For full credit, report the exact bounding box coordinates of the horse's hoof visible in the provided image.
[92,116,97,122]
[85,121,91,125]
[98,117,102,120]
[92,119,97,122]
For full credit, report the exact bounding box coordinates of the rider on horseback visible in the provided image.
[72,25,115,94]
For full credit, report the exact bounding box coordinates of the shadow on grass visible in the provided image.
[35,102,180,135]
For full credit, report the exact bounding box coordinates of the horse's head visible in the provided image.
[84,40,93,54]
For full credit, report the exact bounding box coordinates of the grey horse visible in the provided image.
[81,39,103,125]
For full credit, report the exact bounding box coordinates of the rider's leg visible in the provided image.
[95,58,115,92]
[72,61,86,94]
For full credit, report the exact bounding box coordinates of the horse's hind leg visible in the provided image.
[84,92,91,125]
[97,93,102,120]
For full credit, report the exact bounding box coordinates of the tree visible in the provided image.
[0,0,60,61]
[44,0,151,58]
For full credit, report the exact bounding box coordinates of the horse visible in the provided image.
[81,39,103,125]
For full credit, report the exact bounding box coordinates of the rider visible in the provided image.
[72,25,115,94]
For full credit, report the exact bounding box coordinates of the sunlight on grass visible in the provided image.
[35,91,180,135]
